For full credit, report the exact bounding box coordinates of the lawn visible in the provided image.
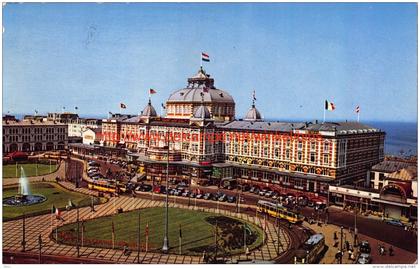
[57,207,263,256]
[3,182,106,220]
[3,163,59,178]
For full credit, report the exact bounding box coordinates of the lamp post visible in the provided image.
[21,213,26,252]
[339,226,343,264]
[162,134,170,253]
[38,234,42,264]
[76,205,80,257]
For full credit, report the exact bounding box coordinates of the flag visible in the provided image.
[109,111,113,115]
[355,105,360,113]
[120,103,127,109]
[68,199,76,209]
[201,52,210,62]
[149,89,157,95]
[55,207,62,220]
[252,90,256,101]
[325,100,335,111]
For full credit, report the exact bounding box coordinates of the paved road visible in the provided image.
[151,183,418,254]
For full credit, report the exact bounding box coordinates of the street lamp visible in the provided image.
[162,134,170,253]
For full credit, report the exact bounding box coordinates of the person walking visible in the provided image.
[389,246,394,256]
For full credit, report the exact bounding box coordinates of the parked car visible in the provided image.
[196,193,203,199]
[227,185,235,190]
[178,182,188,187]
[385,219,404,227]
[357,253,372,264]
[265,191,274,198]
[203,193,212,200]
[189,192,196,198]
[249,186,256,193]
[253,188,261,194]
[259,190,267,196]
[182,191,190,197]
[359,241,371,254]
[218,194,227,202]
[227,196,236,203]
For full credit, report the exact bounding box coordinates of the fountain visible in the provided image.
[3,166,46,206]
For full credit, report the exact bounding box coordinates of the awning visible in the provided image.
[371,198,411,208]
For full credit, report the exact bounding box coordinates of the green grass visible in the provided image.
[3,163,59,178]
[57,207,263,256]
[3,182,106,220]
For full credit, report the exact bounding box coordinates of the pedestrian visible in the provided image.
[345,241,350,251]
[334,231,338,240]
[350,252,355,261]
[389,246,394,256]
[348,249,352,259]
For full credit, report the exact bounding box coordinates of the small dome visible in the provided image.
[244,105,262,121]
[141,101,157,117]
[193,105,211,119]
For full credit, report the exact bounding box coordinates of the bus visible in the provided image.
[294,233,326,264]
[257,200,305,224]
[88,180,127,194]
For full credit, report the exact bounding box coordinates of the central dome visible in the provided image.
[165,68,235,121]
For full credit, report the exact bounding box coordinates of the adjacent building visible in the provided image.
[3,119,68,153]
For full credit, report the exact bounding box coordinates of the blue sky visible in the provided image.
[3,3,418,122]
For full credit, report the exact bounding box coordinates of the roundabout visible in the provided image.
[56,207,264,256]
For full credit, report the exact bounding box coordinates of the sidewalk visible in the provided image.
[305,221,355,264]
[305,220,417,264]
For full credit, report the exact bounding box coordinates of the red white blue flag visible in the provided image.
[202,52,210,62]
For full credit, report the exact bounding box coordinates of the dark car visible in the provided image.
[227,196,236,203]
[218,194,227,202]
[359,241,371,254]
[249,186,256,193]
[203,193,212,200]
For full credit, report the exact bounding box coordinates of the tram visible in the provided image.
[294,233,326,264]
[257,200,305,224]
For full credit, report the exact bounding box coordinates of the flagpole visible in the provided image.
[137,211,140,264]
[323,107,326,123]
[357,111,360,123]
[200,53,202,68]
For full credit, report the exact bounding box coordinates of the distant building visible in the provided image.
[82,127,103,145]
[3,120,68,153]
[368,160,412,189]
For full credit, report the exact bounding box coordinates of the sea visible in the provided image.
[10,114,418,156]
[366,121,417,156]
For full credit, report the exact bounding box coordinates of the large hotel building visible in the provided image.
[94,68,385,200]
